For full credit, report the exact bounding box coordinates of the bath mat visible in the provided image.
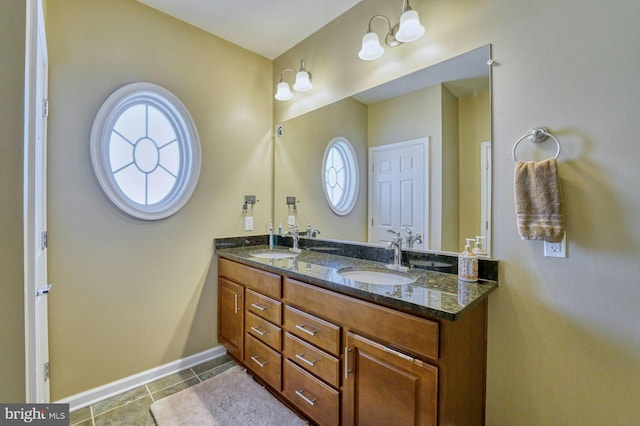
[150,365,307,426]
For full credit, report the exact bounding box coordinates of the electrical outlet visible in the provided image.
[544,233,567,258]
[244,216,254,231]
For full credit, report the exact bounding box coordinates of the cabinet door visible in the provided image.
[218,278,244,360]
[343,332,438,426]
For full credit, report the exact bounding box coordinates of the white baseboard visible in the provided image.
[56,345,227,411]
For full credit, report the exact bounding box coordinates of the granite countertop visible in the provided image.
[216,244,498,321]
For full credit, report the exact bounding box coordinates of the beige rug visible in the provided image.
[150,365,308,425]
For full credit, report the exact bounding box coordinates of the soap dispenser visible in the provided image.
[472,236,487,257]
[458,238,478,282]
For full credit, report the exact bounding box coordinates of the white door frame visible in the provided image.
[24,0,50,403]
[480,141,492,257]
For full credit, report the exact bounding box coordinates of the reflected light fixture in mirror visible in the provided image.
[358,0,425,60]
[275,59,312,101]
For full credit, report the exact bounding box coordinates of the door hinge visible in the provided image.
[42,231,48,249]
[44,362,50,381]
[36,283,52,296]
[42,99,49,117]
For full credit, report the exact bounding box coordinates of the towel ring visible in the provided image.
[512,127,561,162]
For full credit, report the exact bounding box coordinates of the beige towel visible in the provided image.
[514,158,564,242]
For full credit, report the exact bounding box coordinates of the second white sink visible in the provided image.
[338,267,416,285]
[250,249,300,259]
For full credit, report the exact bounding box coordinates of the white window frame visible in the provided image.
[90,82,200,220]
[322,136,359,216]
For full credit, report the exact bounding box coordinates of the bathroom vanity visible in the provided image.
[216,242,497,426]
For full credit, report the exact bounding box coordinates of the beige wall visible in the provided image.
[441,85,460,251]
[368,85,489,252]
[46,0,272,399]
[369,85,446,249]
[459,90,491,250]
[274,97,368,241]
[275,0,640,424]
[0,0,26,403]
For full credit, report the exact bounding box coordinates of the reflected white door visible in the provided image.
[25,0,50,403]
[368,138,428,248]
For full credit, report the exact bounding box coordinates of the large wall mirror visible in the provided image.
[274,45,492,256]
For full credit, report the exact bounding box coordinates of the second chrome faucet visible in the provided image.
[385,229,409,271]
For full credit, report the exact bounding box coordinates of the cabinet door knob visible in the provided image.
[234,293,241,314]
[344,347,353,379]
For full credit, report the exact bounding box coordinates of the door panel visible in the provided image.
[219,278,244,360]
[25,0,50,403]
[343,331,438,426]
[369,138,428,249]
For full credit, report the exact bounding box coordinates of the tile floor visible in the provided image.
[69,354,236,426]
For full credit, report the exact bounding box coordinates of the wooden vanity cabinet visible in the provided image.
[218,258,488,426]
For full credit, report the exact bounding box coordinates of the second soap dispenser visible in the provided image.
[458,238,478,282]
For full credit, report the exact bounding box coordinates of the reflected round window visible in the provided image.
[322,137,359,215]
[90,83,200,220]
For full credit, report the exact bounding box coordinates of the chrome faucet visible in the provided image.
[404,227,423,249]
[306,223,321,238]
[385,229,406,270]
[286,225,301,252]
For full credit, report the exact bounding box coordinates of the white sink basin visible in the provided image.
[250,249,300,259]
[338,267,416,286]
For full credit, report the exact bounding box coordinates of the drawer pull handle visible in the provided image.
[250,355,268,368]
[250,326,268,336]
[295,353,317,367]
[356,334,415,362]
[295,389,317,406]
[251,303,268,311]
[295,324,317,336]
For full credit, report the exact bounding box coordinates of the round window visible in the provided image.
[322,137,359,215]
[90,83,201,220]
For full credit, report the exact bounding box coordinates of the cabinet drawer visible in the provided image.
[244,333,281,391]
[284,305,340,356]
[283,359,339,426]
[246,311,281,351]
[246,289,282,325]
[285,278,439,361]
[219,258,281,298]
[284,332,340,388]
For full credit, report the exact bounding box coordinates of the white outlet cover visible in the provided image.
[544,233,567,257]
[244,216,254,231]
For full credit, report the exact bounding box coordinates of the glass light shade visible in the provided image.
[275,81,293,101]
[358,32,384,60]
[293,71,312,91]
[395,10,425,43]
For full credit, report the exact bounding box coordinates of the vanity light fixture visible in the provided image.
[358,0,425,61]
[275,59,312,101]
